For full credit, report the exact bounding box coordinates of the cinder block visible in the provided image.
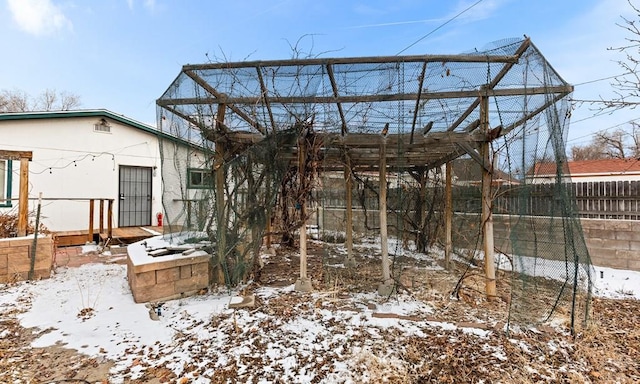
[0,254,7,269]
[601,239,630,250]
[614,231,640,242]
[156,267,180,283]
[585,238,604,249]
[7,239,32,247]
[627,259,640,272]
[175,274,208,293]
[133,281,175,303]
[591,255,628,270]
[607,221,633,231]
[586,247,613,260]
[179,265,192,279]
[191,262,209,277]
[580,219,605,230]
[130,270,156,289]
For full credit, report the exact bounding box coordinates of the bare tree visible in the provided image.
[0,88,81,112]
[570,125,640,160]
[603,0,640,110]
[0,89,30,112]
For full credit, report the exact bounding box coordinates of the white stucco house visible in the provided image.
[0,109,208,235]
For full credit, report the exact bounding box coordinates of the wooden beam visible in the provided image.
[182,52,519,71]
[17,158,29,237]
[410,62,428,144]
[448,38,532,133]
[327,63,348,135]
[0,150,33,161]
[455,142,489,172]
[379,140,391,287]
[214,104,227,284]
[107,199,113,240]
[501,91,569,136]
[480,94,497,300]
[256,66,277,132]
[298,138,308,280]
[444,162,453,270]
[344,154,355,266]
[88,199,95,243]
[184,69,266,134]
[99,199,105,235]
[157,85,574,106]
[295,135,313,292]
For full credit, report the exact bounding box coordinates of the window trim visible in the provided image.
[0,159,12,208]
[187,168,213,189]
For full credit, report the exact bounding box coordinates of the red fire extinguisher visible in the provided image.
[156,212,163,226]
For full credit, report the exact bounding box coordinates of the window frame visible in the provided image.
[0,159,12,208]
[187,168,214,189]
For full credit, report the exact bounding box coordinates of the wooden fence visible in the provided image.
[319,180,640,220]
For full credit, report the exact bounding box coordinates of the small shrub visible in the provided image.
[0,212,49,238]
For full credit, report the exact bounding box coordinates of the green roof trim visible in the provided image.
[0,109,198,149]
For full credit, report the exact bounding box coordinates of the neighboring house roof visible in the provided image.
[532,158,640,177]
[451,158,519,184]
[0,109,196,149]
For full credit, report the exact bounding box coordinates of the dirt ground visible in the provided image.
[0,242,638,383]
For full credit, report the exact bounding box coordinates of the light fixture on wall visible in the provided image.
[153,166,157,177]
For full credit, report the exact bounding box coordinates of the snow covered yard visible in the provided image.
[0,241,639,383]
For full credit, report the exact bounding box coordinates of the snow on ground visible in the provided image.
[1,262,443,382]
[0,237,638,382]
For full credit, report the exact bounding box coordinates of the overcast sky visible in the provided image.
[0,0,637,145]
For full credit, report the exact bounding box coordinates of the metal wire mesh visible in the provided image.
[156,37,592,330]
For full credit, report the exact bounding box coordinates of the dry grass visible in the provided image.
[0,241,637,383]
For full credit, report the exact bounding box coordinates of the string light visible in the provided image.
[32,152,117,175]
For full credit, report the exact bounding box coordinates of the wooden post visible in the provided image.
[99,199,105,235]
[88,199,95,243]
[295,136,312,292]
[265,211,272,248]
[17,158,30,237]
[480,93,497,299]
[107,199,113,240]
[215,104,227,284]
[378,139,393,295]
[444,162,453,269]
[344,158,355,267]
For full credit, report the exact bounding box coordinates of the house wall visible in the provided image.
[157,138,212,232]
[0,117,164,231]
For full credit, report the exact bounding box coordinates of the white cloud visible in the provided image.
[144,0,156,11]
[7,0,72,36]
[126,0,156,12]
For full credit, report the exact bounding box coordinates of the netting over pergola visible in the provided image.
[156,37,592,331]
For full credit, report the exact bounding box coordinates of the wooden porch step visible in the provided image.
[55,226,163,247]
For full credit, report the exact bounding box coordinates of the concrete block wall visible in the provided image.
[581,219,640,271]
[127,253,210,303]
[319,207,640,272]
[0,236,54,283]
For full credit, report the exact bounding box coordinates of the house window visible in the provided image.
[187,168,213,189]
[0,160,12,207]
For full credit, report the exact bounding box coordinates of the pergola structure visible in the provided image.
[157,37,574,297]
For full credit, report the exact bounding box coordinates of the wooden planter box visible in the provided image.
[0,235,54,283]
[127,248,210,303]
